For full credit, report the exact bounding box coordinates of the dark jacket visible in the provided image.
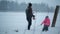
[26,7,35,18]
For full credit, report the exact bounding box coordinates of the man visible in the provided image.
[25,3,35,30]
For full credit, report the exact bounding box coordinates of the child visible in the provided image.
[41,16,50,32]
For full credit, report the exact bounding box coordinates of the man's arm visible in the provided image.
[31,8,35,17]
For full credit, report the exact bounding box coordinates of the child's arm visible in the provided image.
[41,19,45,25]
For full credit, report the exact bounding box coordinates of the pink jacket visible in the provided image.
[41,18,50,26]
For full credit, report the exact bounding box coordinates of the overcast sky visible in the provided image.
[0,0,60,7]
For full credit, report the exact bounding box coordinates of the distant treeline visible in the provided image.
[0,0,55,12]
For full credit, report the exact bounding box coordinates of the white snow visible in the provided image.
[0,10,60,34]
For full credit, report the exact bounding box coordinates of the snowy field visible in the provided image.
[0,11,60,34]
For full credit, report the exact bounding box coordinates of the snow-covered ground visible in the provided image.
[0,10,60,34]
